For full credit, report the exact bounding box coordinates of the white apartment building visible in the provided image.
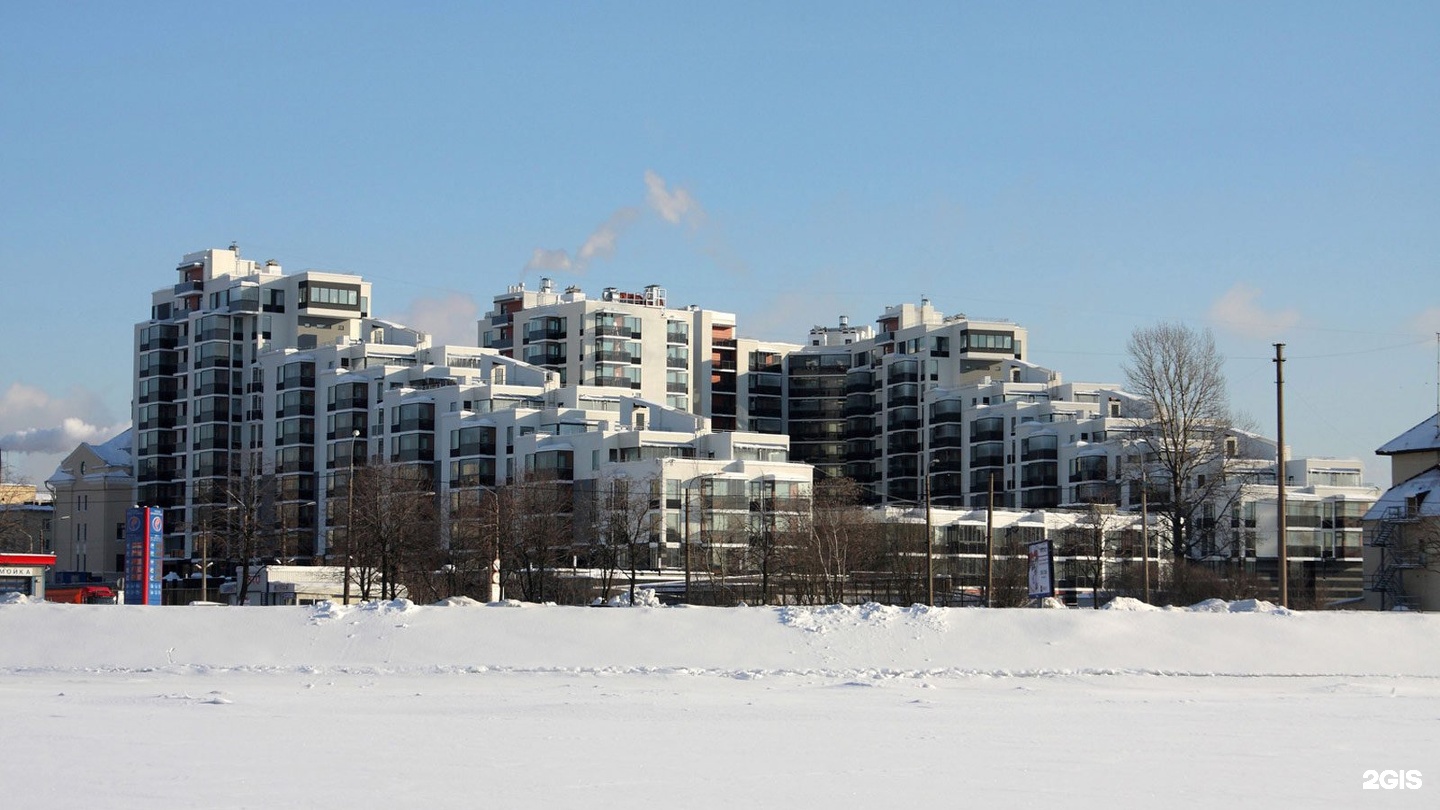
[479,278,743,430]
[133,246,377,562]
[133,251,814,586]
[130,249,1372,604]
[764,302,1031,485]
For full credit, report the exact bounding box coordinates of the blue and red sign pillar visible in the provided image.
[124,507,164,605]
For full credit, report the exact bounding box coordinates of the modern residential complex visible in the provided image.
[112,245,1382,606]
[129,248,812,595]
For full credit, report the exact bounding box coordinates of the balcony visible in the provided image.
[593,375,640,389]
[139,440,179,457]
[450,441,497,458]
[277,374,316,391]
[930,401,964,423]
[594,350,637,364]
[392,418,435,434]
[193,353,232,371]
[138,387,179,405]
[227,293,261,313]
[844,396,877,417]
[845,417,878,439]
[886,416,922,432]
[1073,482,1119,504]
[748,401,782,418]
[524,325,567,342]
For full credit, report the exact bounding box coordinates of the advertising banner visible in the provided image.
[124,507,164,605]
[1027,539,1055,600]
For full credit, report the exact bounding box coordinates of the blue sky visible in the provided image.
[2,1,1437,487]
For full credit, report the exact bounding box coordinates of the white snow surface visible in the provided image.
[1,598,1436,808]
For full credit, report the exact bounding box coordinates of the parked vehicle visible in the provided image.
[45,585,117,605]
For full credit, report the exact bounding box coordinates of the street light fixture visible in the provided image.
[344,429,360,605]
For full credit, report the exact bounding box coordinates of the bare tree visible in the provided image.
[1123,323,1236,571]
[1061,505,1125,608]
[990,525,1036,608]
[426,485,503,602]
[498,475,574,603]
[346,461,439,600]
[594,474,662,605]
[794,477,879,605]
[196,466,273,606]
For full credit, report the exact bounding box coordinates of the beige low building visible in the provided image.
[1363,414,1440,611]
[45,430,134,577]
[0,484,52,554]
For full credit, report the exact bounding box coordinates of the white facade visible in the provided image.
[133,247,376,563]
[479,278,742,428]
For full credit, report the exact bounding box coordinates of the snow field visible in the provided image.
[1,597,1435,808]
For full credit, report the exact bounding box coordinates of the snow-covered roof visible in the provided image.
[1376,413,1440,455]
[45,428,133,486]
[92,428,133,467]
[1363,465,1440,521]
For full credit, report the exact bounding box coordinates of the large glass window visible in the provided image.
[302,284,360,308]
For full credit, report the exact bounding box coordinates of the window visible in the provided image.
[300,283,361,309]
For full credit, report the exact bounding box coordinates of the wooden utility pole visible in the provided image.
[924,469,934,607]
[984,472,995,607]
[1141,465,1151,604]
[1274,343,1288,609]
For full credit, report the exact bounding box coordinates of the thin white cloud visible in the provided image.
[577,208,640,264]
[1207,283,1301,339]
[524,247,574,274]
[644,170,703,226]
[524,208,641,276]
[1407,306,1440,339]
[522,171,715,277]
[394,293,481,347]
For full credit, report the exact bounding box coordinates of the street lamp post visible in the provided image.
[681,471,719,605]
[985,472,995,607]
[201,522,210,603]
[924,463,934,607]
[343,429,359,605]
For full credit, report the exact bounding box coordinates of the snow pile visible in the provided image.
[778,602,947,634]
[433,595,485,608]
[593,588,662,607]
[1189,597,1292,615]
[1102,596,1166,612]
